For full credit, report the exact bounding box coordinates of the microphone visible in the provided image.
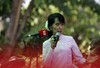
[24,29,49,44]
[51,32,60,49]
[38,29,49,37]
[27,29,49,38]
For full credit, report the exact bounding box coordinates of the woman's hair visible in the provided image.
[47,13,65,30]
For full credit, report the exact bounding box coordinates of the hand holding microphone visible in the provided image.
[50,32,60,49]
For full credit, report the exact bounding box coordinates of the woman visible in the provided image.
[42,13,86,68]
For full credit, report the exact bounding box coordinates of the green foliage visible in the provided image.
[0,0,12,18]
[81,0,100,15]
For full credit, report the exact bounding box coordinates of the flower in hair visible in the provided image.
[45,21,50,31]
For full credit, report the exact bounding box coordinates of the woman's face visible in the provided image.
[51,18,65,35]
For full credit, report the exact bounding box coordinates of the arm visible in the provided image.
[42,40,50,60]
[71,37,86,64]
[43,42,47,60]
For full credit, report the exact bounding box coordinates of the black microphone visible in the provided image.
[51,32,60,49]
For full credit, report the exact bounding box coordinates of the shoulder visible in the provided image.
[61,34,74,41]
[43,39,50,46]
[60,34,76,45]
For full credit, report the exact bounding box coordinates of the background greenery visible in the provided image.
[0,0,100,55]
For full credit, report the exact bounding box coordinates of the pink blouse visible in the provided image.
[42,34,86,68]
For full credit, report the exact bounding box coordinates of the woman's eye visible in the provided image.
[55,23,59,26]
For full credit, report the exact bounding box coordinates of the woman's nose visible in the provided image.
[58,24,62,28]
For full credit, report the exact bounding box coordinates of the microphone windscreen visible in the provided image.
[55,32,60,36]
[38,29,48,37]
